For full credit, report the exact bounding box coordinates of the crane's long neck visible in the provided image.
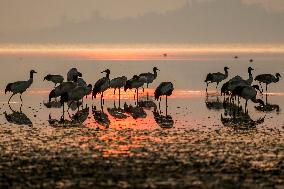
[224,69,228,78]
[153,69,158,79]
[106,72,110,79]
[247,69,253,85]
[28,72,34,84]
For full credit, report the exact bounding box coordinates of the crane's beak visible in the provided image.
[101,70,106,73]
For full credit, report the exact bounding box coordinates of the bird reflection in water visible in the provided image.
[48,106,89,126]
[44,100,61,108]
[153,111,174,129]
[92,105,110,127]
[138,99,157,110]
[4,104,32,126]
[255,94,280,114]
[221,99,265,129]
[107,101,128,119]
[205,94,224,111]
[124,102,147,119]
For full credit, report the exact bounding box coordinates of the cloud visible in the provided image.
[242,0,284,12]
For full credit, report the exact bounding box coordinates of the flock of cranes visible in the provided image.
[4,67,174,117]
[205,66,281,111]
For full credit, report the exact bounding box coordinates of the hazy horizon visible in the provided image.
[2,0,284,44]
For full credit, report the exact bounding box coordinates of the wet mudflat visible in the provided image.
[0,50,284,188]
[0,125,283,189]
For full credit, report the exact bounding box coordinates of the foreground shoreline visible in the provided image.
[0,126,283,188]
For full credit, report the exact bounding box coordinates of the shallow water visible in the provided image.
[0,46,284,188]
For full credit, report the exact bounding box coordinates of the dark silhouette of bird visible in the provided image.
[124,75,144,103]
[60,85,91,111]
[43,74,64,87]
[205,67,229,92]
[231,85,264,111]
[221,67,254,96]
[255,73,281,92]
[163,53,168,57]
[49,77,78,102]
[234,56,238,59]
[249,59,254,62]
[5,70,37,104]
[139,67,160,89]
[67,68,82,82]
[110,76,127,102]
[154,82,174,110]
[76,78,92,98]
[92,69,110,104]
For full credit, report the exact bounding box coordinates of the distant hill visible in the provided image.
[1,0,284,43]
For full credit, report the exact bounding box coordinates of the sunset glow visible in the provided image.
[1,44,284,60]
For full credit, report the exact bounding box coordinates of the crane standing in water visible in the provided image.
[5,70,37,104]
[205,67,229,92]
[154,82,174,115]
[255,73,281,93]
[92,69,111,105]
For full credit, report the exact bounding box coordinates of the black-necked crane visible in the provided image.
[255,73,281,93]
[221,67,254,96]
[67,68,82,82]
[124,75,144,103]
[154,82,174,115]
[231,85,264,111]
[5,70,37,104]
[205,67,229,92]
[43,74,64,87]
[139,67,160,91]
[92,69,110,105]
[110,76,127,103]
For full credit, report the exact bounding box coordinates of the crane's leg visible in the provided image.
[136,88,139,104]
[147,92,149,100]
[8,93,16,104]
[118,88,121,108]
[206,82,209,92]
[158,97,161,111]
[266,84,268,93]
[20,94,23,103]
[166,95,168,116]
[245,100,248,113]
[259,82,263,93]
[166,95,168,108]
[114,89,116,95]
[62,103,65,120]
